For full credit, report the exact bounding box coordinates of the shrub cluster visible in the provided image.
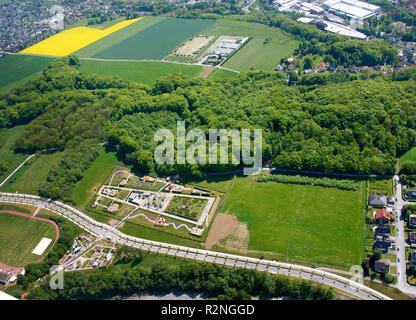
[257,174,359,191]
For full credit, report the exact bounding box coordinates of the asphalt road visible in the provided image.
[0,192,392,300]
[393,175,416,296]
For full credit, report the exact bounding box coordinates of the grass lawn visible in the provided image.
[74,16,165,58]
[400,147,416,167]
[0,212,57,267]
[93,17,214,60]
[200,175,366,267]
[369,178,393,195]
[204,22,291,39]
[0,152,63,194]
[0,125,28,182]
[223,38,299,71]
[0,55,54,92]
[66,16,127,30]
[72,147,119,208]
[79,60,202,86]
[125,177,165,191]
[119,221,203,249]
[208,68,239,80]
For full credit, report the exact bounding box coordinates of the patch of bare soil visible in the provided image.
[204,212,238,250]
[108,218,121,228]
[198,65,214,78]
[224,222,249,250]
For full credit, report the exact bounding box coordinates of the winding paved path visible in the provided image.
[0,192,392,300]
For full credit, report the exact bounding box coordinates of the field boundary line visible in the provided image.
[0,154,35,188]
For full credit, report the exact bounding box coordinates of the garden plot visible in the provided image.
[165,196,208,221]
[173,35,214,57]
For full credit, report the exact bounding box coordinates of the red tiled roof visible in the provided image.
[375,209,390,221]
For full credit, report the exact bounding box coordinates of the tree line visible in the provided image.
[1,57,416,185]
[27,247,335,300]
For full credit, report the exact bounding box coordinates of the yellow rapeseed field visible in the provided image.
[20,17,143,57]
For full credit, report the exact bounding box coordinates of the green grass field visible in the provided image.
[204,21,291,39]
[72,147,119,208]
[0,125,28,182]
[400,147,416,167]
[369,178,393,195]
[0,213,57,267]
[200,175,366,267]
[93,17,215,60]
[65,16,127,30]
[79,60,202,86]
[0,54,54,92]
[74,16,165,58]
[208,68,238,80]
[223,38,299,71]
[0,152,63,194]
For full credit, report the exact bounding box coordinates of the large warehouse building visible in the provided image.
[322,0,380,20]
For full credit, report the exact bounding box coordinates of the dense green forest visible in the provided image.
[27,247,335,300]
[1,57,416,199]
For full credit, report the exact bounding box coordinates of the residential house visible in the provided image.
[406,190,416,200]
[409,215,416,228]
[375,208,390,224]
[374,226,390,237]
[387,196,395,205]
[409,232,416,244]
[374,260,390,273]
[369,194,387,207]
[410,251,416,263]
[373,240,392,253]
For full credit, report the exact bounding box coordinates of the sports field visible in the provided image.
[79,60,203,86]
[223,38,299,71]
[93,18,215,60]
[20,17,143,57]
[0,55,54,92]
[0,152,63,194]
[200,175,366,267]
[0,212,57,266]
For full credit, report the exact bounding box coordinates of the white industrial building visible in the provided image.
[322,0,380,20]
